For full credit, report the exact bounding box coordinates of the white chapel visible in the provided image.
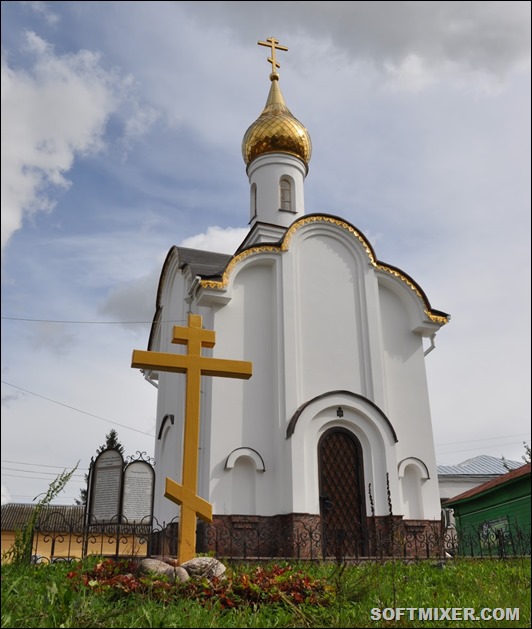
[141,39,450,556]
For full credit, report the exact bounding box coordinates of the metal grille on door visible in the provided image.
[318,428,367,557]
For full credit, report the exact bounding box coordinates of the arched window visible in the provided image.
[280,177,292,212]
[250,183,257,220]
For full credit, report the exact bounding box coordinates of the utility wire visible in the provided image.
[1,459,88,471]
[1,472,84,481]
[1,316,186,324]
[1,381,528,455]
[435,433,530,447]
[1,381,155,437]
[1,467,86,478]
[4,495,80,499]
[435,442,529,456]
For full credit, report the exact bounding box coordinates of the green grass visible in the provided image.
[1,557,530,628]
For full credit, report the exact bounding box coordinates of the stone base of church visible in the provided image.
[367,517,445,559]
[196,514,445,560]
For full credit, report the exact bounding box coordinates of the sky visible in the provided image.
[1,1,530,506]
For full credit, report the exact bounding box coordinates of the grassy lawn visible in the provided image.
[1,556,530,628]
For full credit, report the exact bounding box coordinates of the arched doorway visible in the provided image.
[318,428,368,557]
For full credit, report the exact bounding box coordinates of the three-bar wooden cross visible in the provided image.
[132,313,252,563]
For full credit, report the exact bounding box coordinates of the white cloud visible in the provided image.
[98,227,248,329]
[22,1,60,26]
[180,225,248,253]
[99,269,160,326]
[384,53,436,92]
[1,389,22,407]
[122,102,160,147]
[30,322,79,356]
[185,1,531,81]
[1,32,123,252]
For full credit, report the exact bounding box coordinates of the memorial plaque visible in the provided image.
[122,460,154,523]
[89,449,124,523]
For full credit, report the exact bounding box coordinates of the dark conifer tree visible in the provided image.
[75,429,125,505]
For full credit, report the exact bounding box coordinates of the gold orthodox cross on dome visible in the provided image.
[258,36,288,76]
[131,313,252,563]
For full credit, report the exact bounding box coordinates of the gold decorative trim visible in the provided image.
[423,311,449,325]
[199,216,449,325]
[281,216,376,261]
[200,246,281,289]
[374,262,449,324]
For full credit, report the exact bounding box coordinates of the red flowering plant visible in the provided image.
[66,559,333,608]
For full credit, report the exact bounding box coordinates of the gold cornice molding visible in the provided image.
[374,261,449,325]
[281,215,375,258]
[200,245,281,289]
[423,311,449,325]
[199,215,449,325]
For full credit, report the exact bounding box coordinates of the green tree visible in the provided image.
[95,429,125,457]
[75,429,125,505]
[502,441,531,472]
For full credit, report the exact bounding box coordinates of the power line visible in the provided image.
[435,433,530,448]
[2,317,150,324]
[1,472,84,481]
[1,316,186,324]
[2,495,80,499]
[1,379,528,467]
[1,467,86,478]
[436,441,529,456]
[435,440,529,453]
[2,380,527,451]
[1,459,88,471]
[1,381,155,437]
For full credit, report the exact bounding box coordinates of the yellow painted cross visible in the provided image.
[131,314,252,563]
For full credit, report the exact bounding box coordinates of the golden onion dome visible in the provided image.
[242,73,312,167]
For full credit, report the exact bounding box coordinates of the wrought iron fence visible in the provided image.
[451,519,531,559]
[28,512,530,563]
